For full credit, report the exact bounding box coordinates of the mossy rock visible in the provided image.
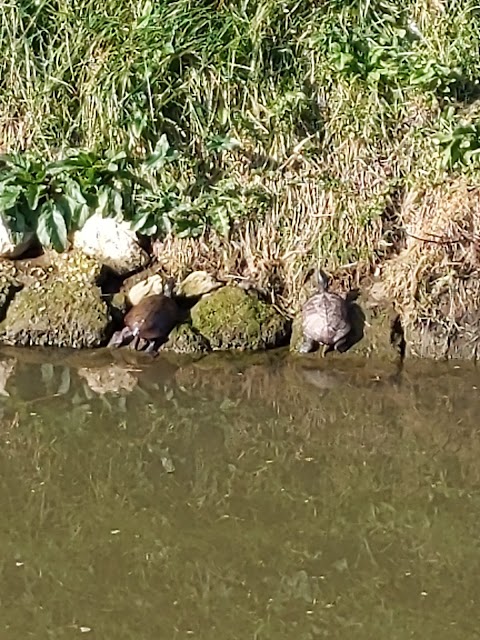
[0,277,111,349]
[190,286,290,351]
[55,249,104,283]
[162,323,211,354]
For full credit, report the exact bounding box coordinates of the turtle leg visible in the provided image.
[334,335,350,354]
[107,330,122,348]
[128,334,139,350]
[143,340,158,354]
[130,335,149,351]
[108,327,133,348]
[298,336,317,353]
[322,343,335,357]
[148,337,166,354]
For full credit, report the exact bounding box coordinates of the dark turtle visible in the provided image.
[108,278,179,353]
[298,268,351,355]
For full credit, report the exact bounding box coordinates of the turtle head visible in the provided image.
[163,277,176,298]
[314,268,329,292]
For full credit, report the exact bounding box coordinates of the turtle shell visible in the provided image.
[302,290,350,346]
[125,294,179,340]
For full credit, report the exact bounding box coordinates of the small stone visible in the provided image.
[128,275,164,306]
[177,271,222,298]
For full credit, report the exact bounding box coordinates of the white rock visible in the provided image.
[178,271,222,298]
[0,213,35,258]
[128,275,164,305]
[73,214,149,275]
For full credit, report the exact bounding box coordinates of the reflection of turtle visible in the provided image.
[298,268,351,355]
[108,278,179,353]
[301,367,341,390]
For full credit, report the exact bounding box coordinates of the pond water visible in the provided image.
[0,347,479,639]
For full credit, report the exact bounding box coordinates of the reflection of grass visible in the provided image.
[1,356,480,637]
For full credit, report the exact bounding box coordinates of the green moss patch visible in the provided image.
[190,286,290,351]
[163,323,210,354]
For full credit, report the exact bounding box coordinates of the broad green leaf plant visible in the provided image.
[0,135,263,251]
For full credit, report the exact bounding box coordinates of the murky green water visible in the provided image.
[1,347,480,639]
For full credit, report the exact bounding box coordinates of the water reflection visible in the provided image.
[0,348,479,638]
[78,364,139,395]
[0,355,15,396]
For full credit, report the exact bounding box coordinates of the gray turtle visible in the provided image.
[298,268,351,355]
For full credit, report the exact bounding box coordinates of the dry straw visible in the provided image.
[382,178,480,329]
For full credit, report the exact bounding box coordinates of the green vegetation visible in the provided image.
[2,0,479,154]
[0,139,264,249]
[1,0,480,305]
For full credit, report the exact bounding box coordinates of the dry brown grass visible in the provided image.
[382,177,480,331]
[0,109,36,153]
[148,88,440,316]
[152,139,397,315]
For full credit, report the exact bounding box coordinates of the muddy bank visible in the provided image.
[1,180,479,365]
[0,250,405,362]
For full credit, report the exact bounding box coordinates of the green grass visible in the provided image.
[1,0,480,307]
[2,0,478,153]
